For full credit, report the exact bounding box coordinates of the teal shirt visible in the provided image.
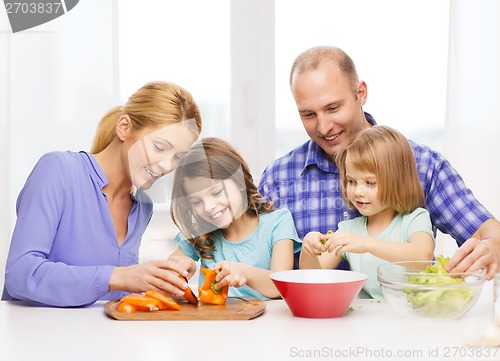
[174,208,302,300]
[338,207,435,299]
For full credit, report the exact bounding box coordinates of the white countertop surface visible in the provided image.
[0,281,498,361]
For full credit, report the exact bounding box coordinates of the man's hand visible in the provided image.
[447,219,500,280]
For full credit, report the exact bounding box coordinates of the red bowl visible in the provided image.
[270,269,367,318]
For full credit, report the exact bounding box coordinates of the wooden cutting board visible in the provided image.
[104,296,266,320]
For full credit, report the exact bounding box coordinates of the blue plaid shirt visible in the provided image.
[258,114,492,268]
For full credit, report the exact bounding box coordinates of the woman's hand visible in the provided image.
[109,256,196,297]
[212,260,247,290]
[168,255,198,278]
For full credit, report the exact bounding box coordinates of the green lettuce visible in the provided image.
[404,256,473,317]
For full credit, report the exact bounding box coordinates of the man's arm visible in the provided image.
[447,218,500,280]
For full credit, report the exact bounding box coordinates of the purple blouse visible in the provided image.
[3,151,153,307]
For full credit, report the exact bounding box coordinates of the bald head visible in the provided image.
[289,46,359,93]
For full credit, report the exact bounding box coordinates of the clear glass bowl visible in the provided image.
[377,261,486,319]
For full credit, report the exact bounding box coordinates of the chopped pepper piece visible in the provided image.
[198,268,229,305]
[180,276,199,305]
[117,291,181,312]
[117,302,137,313]
[320,229,334,244]
[119,293,163,311]
[145,290,181,311]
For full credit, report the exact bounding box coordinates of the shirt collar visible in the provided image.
[302,112,377,174]
[80,151,109,189]
[303,140,337,173]
[79,151,144,203]
[365,112,377,126]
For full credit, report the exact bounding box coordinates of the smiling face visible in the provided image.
[182,176,247,230]
[344,154,387,217]
[291,61,369,159]
[126,122,198,190]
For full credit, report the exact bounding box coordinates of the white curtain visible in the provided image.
[445,0,500,219]
[0,0,119,287]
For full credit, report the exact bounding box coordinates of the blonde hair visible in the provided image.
[170,137,274,260]
[290,45,359,95]
[91,81,202,153]
[336,125,425,214]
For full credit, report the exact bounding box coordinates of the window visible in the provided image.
[275,0,450,157]
[119,0,450,176]
[118,0,230,141]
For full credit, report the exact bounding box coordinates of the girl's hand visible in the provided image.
[212,261,247,290]
[299,231,341,270]
[328,232,372,255]
[109,256,196,297]
[302,231,333,256]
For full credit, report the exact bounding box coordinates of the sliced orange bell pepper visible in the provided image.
[179,276,199,305]
[198,268,228,305]
[117,302,137,313]
[145,290,181,311]
[119,293,163,311]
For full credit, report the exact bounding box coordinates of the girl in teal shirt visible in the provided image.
[299,126,435,298]
[170,137,301,300]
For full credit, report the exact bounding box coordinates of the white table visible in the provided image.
[0,281,498,361]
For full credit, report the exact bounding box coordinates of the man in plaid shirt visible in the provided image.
[258,46,500,279]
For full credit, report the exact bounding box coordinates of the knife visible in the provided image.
[182,276,199,305]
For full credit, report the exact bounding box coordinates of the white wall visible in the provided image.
[0,12,9,276]
[230,0,275,178]
[0,0,119,289]
[432,0,500,257]
[445,0,500,219]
